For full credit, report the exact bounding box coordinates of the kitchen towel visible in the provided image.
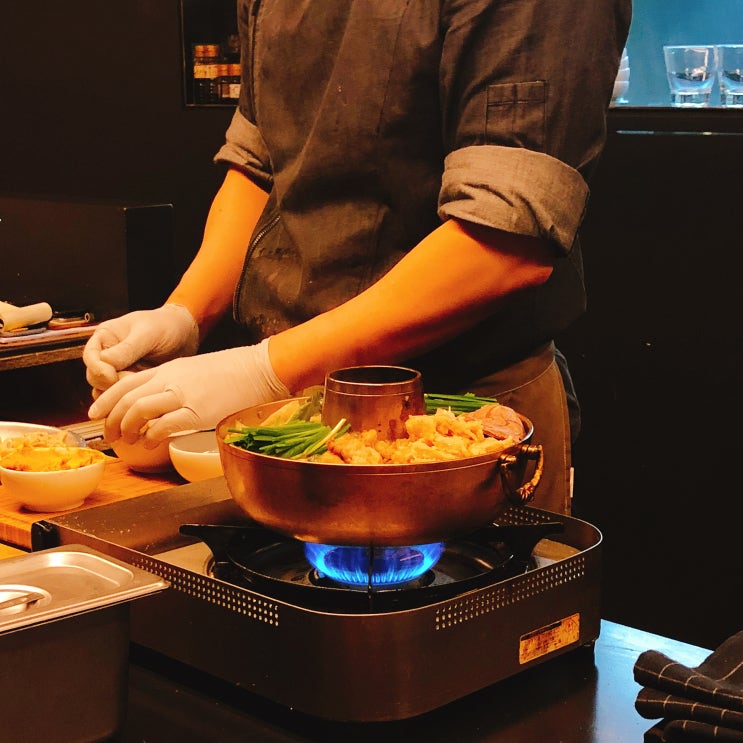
[0,301,52,332]
[643,719,743,742]
[635,629,743,741]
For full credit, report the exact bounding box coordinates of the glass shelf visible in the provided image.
[608,105,743,134]
[623,0,743,110]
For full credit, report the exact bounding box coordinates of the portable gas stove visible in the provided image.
[31,478,602,722]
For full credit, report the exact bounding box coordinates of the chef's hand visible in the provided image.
[87,338,290,445]
[83,304,200,394]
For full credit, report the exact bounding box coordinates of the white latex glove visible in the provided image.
[88,338,290,445]
[83,304,200,393]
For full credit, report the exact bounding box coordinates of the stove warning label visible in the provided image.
[518,613,580,664]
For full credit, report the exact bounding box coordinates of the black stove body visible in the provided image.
[32,478,602,722]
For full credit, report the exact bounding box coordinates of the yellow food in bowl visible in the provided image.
[0,432,111,512]
[0,445,109,471]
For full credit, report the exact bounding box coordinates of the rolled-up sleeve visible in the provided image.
[437,0,630,254]
[214,108,274,191]
[439,145,588,254]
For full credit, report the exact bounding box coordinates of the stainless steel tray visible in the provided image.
[0,544,168,634]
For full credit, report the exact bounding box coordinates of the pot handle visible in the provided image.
[499,444,544,505]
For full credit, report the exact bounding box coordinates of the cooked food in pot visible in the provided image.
[216,394,541,546]
[316,407,522,465]
[459,402,527,441]
[225,393,525,466]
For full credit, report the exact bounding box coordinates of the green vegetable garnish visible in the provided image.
[291,388,325,422]
[260,388,325,426]
[225,417,349,460]
[423,392,498,414]
[226,390,495,459]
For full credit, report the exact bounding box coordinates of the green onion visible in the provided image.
[225,418,349,459]
[423,392,499,414]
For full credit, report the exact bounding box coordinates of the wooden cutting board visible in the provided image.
[0,543,23,560]
[0,459,183,550]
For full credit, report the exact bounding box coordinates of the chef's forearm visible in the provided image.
[168,168,269,339]
[269,219,554,392]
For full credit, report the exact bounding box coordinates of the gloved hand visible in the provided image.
[83,304,200,394]
[88,338,290,445]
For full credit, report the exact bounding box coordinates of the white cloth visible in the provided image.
[0,301,52,331]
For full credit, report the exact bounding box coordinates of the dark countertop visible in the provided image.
[118,619,710,742]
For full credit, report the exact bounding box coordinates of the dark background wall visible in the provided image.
[562,130,743,650]
[2,2,741,651]
[2,1,233,281]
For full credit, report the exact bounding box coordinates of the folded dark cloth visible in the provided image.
[644,719,743,742]
[634,630,743,712]
[635,630,743,741]
[637,687,743,731]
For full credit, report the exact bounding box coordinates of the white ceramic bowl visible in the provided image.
[0,461,105,512]
[110,437,173,474]
[169,430,223,482]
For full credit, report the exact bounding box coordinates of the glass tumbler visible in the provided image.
[663,45,717,107]
[716,44,743,107]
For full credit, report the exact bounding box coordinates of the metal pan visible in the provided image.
[216,398,543,546]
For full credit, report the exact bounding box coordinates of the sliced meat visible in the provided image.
[460,403,525,441]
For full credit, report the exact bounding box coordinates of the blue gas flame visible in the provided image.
[304,542,445,587]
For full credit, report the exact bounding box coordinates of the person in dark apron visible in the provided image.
[84,1,631,515]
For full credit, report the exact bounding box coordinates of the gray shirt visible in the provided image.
[215,0,631,388]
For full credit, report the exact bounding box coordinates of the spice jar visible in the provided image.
[192,43,221,104]
[220,63,241,104]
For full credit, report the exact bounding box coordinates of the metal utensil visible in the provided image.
[0,590,45,612]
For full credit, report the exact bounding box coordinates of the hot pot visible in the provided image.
[216,396,543,547]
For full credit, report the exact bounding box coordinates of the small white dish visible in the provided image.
[0,461,105,512]
[169,430,223,483]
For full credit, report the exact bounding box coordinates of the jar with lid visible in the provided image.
[219,63,241,104]
[192,43,221,104]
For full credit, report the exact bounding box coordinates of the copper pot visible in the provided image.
[216,398,543,547]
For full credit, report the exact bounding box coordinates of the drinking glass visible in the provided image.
[716,44,743,107]
[663,45,717,107]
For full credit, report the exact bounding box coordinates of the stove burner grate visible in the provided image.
[180,521,564,614]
